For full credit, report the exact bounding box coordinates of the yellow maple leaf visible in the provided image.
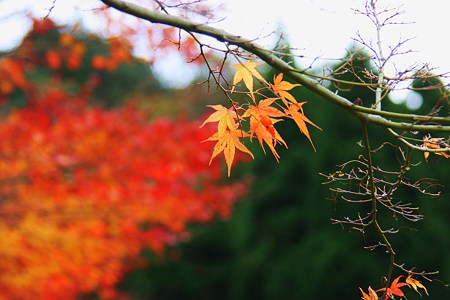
[201,105,237,137]
[232,60,267,95]
[203,127,254,177]
[270,73,301,106]
[359,287,379,300]
[405,275,429,296]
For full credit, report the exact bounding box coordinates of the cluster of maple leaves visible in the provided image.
[202,60,321,176]
[360,275,429,299]
[0,19,247,299]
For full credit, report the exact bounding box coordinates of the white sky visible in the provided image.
[220,1,450,80]
[1,0,449,105]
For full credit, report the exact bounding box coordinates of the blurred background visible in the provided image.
[0,6,449,300]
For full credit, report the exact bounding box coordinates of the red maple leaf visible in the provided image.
[377,276,409,300]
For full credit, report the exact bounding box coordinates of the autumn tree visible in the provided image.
[4,0,450,298]
[0,19,248,299]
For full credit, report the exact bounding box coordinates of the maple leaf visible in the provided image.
[203,127,254,176]
[232,60,267,95]
[422,135,450,160]
[201,104,237,137]
[405,275,429,297]
[243,98,287,160]
[360,287,379,300]
[285,102,321,151]
[270,73,301,106]
[377,276,408,300]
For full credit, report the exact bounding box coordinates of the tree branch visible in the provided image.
[100,0,450,133]
[361,120,395,292]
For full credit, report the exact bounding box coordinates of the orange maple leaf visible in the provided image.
[423,135,449,160]
[405,275,429,296]
[270,73,301,106]
[201,104,238,137]
[203,127,254,176]
[232,60,267,95]
[243,98,287,160]
[285,102,321,151]
[360,287,379,300]
[377,276,408,300]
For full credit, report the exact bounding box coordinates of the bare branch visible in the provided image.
[44,0,58,19]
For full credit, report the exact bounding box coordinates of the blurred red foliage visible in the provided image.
[0,18,248,299]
